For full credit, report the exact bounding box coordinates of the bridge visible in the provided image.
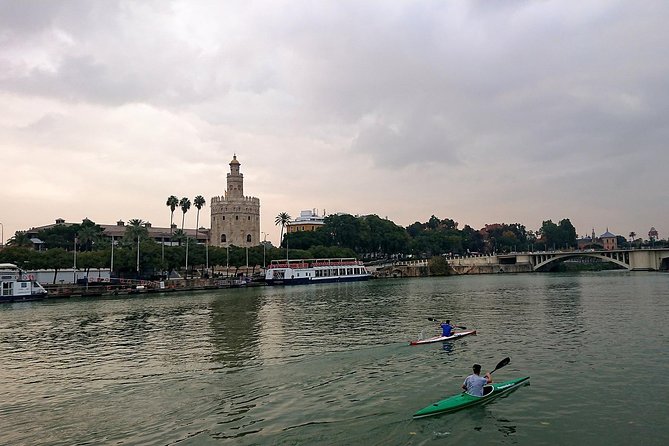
[366,248,669,276]
[499,248,669,272]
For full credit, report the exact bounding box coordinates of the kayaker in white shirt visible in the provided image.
[462,364,492,396]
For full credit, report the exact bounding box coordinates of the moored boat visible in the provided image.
[265,258,371,285]
[412,376,530,418]
[0,263,48,303]
[409,330,477,345]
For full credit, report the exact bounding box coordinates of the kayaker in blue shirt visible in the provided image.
[462,364,492,397]
[440,320,454,337]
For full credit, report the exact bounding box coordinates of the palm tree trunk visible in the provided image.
[195,210,200,240]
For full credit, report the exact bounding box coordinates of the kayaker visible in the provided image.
[440,320,454,337]
[462,364,492,396]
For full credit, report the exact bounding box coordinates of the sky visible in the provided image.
[1,0,668,246]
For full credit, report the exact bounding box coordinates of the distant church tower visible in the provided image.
[210,155,260,247]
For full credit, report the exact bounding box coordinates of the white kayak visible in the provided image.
[409,330,477,346]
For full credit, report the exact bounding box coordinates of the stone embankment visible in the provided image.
[367,258,533,278]
[43,277,264,298]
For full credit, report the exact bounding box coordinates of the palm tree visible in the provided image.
[179,197,191,232]
[76,218,103,251]
[629,231,636,248]
[6,231,33,248]
[126,219,147,275]
[166,195,179,239]
[193,195,206,241]
[275,212,291,245]
[172,229,186,247]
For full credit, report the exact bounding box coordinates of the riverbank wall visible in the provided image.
[369,260,534,278]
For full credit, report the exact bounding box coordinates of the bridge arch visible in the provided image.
[533,253,630,271]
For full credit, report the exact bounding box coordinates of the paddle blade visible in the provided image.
[491,357,510,374]
[427,317,438,322]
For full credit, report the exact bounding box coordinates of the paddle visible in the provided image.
[426,317,467,330]
[489,357,510,375]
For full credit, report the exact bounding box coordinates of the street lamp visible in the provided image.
[0,222,3,247]
[110,235,115,273]
[136,235,140,275]
[74,237,78,284]
[185,233,189,279]
[261,232,267,268]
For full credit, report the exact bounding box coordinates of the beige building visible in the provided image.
[287,209,326,233]
[210,155,260,247]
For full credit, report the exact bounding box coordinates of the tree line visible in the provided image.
[3,200,666,279]
[281,214,584,259]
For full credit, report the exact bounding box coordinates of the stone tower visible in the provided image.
[210,155,260,247]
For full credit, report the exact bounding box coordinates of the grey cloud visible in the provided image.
[2,0,668,174]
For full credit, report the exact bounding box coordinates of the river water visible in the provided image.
[1,272,667,445]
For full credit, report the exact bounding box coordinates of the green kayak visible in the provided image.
[413,376,530,418]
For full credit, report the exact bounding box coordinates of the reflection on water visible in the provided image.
[0,273,667,445]
[210,291,262,367]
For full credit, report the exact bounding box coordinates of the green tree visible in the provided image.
[76,219,104,251]
[323,214,360,250]
[428,256,450,276]
[179,197,191,231]
[193,195,206,240]
[44,248,72,284]
[6,231,33,248]
[37,224,77,250]
[558,219,577,249]
[172,229,186,247]
[166,195,179,239]
[274,212,291,246]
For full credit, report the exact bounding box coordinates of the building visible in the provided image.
[286,209,326,233]
[210,155,260,247]
[600,229,617,250]
[25,218,209,246]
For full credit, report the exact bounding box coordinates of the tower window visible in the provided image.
[248,216,251,220]
[236,215,239,220]
[247,234,252,243]
[222,216,225,221]
[221,234,227,243]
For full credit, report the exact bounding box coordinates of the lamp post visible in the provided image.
[261,232,267,269]
[226,245,229,278]
[0,222,3,247]
[110,235,114,273]
[73,237,78,284]
[161,235,165,278]
[136,236,140,275]
[185,234,189,280]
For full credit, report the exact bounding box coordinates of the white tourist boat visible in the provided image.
[265,258,371,285]
[0,263,48,303]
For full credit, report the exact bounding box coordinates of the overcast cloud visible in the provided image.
[1,0,667,244]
